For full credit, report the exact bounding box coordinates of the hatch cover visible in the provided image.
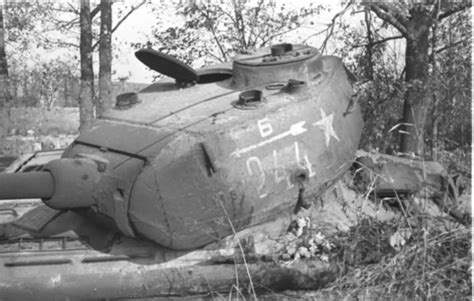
[135,48,198,83]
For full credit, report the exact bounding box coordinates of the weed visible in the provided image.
[215,195,257,301]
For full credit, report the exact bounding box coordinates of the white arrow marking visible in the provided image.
[230,121,307,158]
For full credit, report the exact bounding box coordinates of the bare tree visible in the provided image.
[367,1,471,156]
[79,0,95,129]
[0,7,11,149]
[98,0,112,115]
[151,0,319,66]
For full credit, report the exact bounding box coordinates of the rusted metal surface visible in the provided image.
[0,43,363,253]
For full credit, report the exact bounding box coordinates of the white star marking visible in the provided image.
[313,108,340,146]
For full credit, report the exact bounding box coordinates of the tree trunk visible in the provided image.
[0,8,11,153]
[400,7,432,156]
[79,0,95,130]
[97,0,113,116]
[432,115,439,161]
[364,8,374,80]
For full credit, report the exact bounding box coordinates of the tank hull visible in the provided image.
[0,46,363,251]
[62,55,362,249]
[0,44,364,298]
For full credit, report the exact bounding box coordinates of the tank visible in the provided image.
[0,43,363,252]
[0,43,363,299]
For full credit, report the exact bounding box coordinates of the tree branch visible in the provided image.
[301,2,352,53]
[369,4,409,37]
[216,6,237,26]
[91,5,101,19]
[92,0,146,50]
[207,20,228,60]
[51,16,80,31]
[438,2,471,20]
[51,7,78,13]
[53,3,99,17]
[302,26,330,44]
[195,6,228,60]
[67,3,79,14]
[430,0,441,19]
[376,2,408,25]
[352,35,404,48]
[203,48,226,63]
[435,38,470,53]
[246,0,265,47]
[111,0,145,34]
[231,0,247,49]
[259,26,300,47]
[318,2,352,53]
[42,37,79,49]
[258,8,315,46]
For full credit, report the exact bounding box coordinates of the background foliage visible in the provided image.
[1,0,471,165]
[144,0,321,66]
[0,1,471,298]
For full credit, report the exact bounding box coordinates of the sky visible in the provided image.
[3,1,369,84]
[110,0,355,83]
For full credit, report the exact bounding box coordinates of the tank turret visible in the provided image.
[0,43,363,250]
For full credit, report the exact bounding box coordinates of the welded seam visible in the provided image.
[153,167,173,247]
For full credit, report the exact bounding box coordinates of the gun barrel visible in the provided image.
[0,171,54,200]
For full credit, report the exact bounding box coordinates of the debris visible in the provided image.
[282,217,335,261]
[389,228,412,251]
[354,150,471,225]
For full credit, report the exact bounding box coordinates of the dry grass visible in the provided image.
[321,151,472,300]
[325,215,471,300]
[209,150,472,300]
[215,194,258,301]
